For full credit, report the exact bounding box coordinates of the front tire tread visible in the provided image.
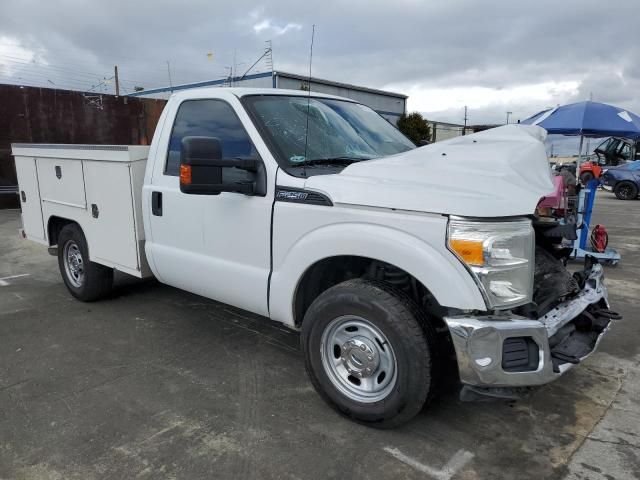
[301,278,435,428]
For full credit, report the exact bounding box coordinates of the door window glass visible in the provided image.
[165,100,257,176]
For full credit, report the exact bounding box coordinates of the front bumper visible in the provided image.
[444,263,614,387]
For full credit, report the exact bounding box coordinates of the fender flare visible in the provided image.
[268,222,486,326]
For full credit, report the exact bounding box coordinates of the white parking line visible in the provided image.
[383,446,474,480]
[0,274,30,287]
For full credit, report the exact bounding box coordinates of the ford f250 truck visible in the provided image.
[12,88,618,427]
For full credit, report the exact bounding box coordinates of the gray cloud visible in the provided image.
[1,0,638,123]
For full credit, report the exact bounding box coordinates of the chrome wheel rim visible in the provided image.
[63,240,85,288]
[320,315,397,403]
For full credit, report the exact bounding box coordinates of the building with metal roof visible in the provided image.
[128,71,407,125]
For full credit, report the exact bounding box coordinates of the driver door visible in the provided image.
[145,98,273,316]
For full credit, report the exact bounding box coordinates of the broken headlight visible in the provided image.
[447,217,535,310]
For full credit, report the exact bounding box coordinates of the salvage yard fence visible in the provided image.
[0,84,166,208]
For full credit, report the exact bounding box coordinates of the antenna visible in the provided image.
[239,45,273,81]
[266,40,274,73]
[166,61,173,92]
[302,24,316,177]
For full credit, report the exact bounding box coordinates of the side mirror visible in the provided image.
[179,136,257,195]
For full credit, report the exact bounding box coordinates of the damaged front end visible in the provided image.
[444,218,620,396]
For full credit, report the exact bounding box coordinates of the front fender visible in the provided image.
[269,221,486,326]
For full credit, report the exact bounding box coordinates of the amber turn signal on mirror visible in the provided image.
[180,164,192,185]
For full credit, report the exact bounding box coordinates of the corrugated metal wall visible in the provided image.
[275,75,406,124]
[428,121,474,142]
[0,85,166,208]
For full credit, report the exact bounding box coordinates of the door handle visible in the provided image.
[152,191,163,216]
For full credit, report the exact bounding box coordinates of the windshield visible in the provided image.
[243,95,415,175]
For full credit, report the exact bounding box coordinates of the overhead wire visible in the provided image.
[0,40,273,93]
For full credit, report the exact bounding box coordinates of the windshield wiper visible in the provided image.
[302,157,370,166]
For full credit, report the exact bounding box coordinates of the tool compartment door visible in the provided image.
[14,157,45,242]
[83,160,140,273]
[36,157,87,209]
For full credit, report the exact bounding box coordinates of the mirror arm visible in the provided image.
[193,182,254,194]
[184,158,258,171]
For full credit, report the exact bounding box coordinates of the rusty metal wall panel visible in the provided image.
[0,84,166,208]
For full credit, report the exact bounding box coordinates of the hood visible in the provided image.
[304,124,555,217]
[608,161,638,171]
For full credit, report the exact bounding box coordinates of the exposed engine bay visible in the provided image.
[518,217,583,319]
[517,217,621,372]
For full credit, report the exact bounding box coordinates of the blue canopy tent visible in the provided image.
[523,101,640,166]
[523,100,640,139]
[521,101,640,264]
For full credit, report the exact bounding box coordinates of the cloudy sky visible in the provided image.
[1,0,638,135]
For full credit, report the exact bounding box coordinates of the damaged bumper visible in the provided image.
[444,263,618,388]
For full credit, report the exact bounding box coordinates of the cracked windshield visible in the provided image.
[245,95,415,173]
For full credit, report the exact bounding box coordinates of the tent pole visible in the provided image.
[577,135,584,173]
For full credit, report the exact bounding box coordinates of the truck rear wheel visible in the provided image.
[301,279,434,428]
[58,224,113,301]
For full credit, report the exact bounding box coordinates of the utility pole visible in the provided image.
[462,106,468,135]
[505,111,512,124]
[166,61,173,92]
[114,65,120,96]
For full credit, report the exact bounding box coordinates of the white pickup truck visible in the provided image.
[12,88,617,427]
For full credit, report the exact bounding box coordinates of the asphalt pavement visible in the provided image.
[0,191,638,479]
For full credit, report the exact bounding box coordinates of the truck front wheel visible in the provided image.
[301,279,434,428]
[58,224,113,301]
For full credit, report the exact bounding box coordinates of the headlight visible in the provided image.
[447,217,535,310]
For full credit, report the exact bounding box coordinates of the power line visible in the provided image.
[0,55,234,91]
[0,40,263,79]
[0,39,269,79]
[0,57,174,85]
[0,43,273,94]
[0,75,106,92]
[0,72,106,90]
[0,56,171,88]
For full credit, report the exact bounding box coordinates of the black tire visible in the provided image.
[301,278,435,428]
[614,181,638,200]
[579,171,594,185]
[57,223,113,301]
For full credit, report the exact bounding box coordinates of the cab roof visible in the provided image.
[169,87,358,103]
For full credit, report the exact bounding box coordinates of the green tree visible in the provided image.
[397,112,431,146]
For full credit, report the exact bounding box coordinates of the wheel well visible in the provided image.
[293,256,447,328]
[47,216,79,246]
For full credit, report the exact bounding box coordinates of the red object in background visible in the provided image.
[590,224,609,253]
[580,161,603,179]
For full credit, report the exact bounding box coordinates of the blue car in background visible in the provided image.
[601,160,640,200]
